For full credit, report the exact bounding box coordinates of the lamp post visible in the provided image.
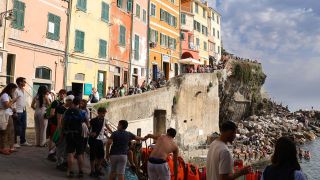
[1,9,14,49]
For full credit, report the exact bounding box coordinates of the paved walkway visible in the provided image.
[0,129,100,180]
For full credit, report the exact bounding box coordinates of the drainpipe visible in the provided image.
[146,0,151,83]
[128,0,134,87]
[2,0,9,50]
[178,0,182,75]
[63,0,72,89]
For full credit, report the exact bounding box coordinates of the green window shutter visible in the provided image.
[181,14,186,25]
[77,0,87,12]
[99,39,107,58]
[47,13,54,39]
[54,16,61,40]
[143,9,147,23]
[127,0,132,12]
[155,31,158,43]
[102,2,109,22]
[174,39,177,50]
[75,30,84,53]
[160,9,164,21]
[117,0,122,8]
[134,35,139,60]
[12,1,25,30]
[136,4,140,18]
[119,25,126,46]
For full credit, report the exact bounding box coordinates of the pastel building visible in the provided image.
[66,0,110,98]
[5,0,68,96]
[149,0,180,81]
[208,7,222,64]
[130,0,148,86]
[108,0,132,88]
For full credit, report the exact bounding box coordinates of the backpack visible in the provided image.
[63,108,83,135]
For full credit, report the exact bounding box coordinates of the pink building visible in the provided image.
[130,0,148,86]
[5,0,68,95]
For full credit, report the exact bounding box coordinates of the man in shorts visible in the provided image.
[106,120,145,180]
[144,128,179,180]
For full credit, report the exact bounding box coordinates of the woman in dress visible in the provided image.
[31,86,50,147]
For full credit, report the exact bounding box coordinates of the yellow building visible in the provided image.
[192,0,209,65]
[66,0,110,98]
[149,0,180,80]
[208,7,222,63]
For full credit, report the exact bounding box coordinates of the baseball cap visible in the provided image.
[65,95,75,101]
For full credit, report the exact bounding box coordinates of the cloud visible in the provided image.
[215,0,320,111]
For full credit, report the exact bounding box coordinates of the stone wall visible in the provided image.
[95,73,220,148]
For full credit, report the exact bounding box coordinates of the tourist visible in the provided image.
[31,86,50,147]
[106,87,113,99]
[106,120,145,180]
[47,89,67,161]
[88,107,112,177]
[55,94,73,170]
[0,83,19,155]
[206,121,251,180]
[89,88,99,103]
[262,136,306,180]
[63,97,85,177]
[14,77,31,146]
[141,81,147,92]
[144,128,179,180]
[119,84,126,97]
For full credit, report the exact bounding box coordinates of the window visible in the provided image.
[194,20,201,32]
[204,41,207,51]
[75,30,85,53]
[181,14,186,25]
[212,12,215,21]
[195,3,199,13]
[160,9,177,27]
[160,33,176,49]
[117,0,123,8]
[75,73,85,81]
[124,71,128,84]
[151,3,156,16]
[136,4,140,18]
[127,0,133,12]
[203,8,206,18]
[212,27,215,37]
[101,2,110,22]
[217,30,220,39]
[209,42,214,51]
[143,9,147,23]
[134,35,140,60]
[119,25,126,46]
[99,39,107,58]
[47,13,61,40]
[218,46,220,54]
[12,0,25,30]
[217,16,220,24]
[133,68,138,74]
[170,0,175,4]
[196,38,200,49]
[35,67,51,80]
[149,29,158,43]
[201,26,208,36]
[181,32,185,40]
[77,0,87,12]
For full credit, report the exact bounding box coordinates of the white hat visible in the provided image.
[65,95,74,101]
[50,90,56,94]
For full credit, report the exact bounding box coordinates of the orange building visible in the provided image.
[149,0,180,81]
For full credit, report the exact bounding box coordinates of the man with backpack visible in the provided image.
[62,97,85,178]
[47,89,67,161]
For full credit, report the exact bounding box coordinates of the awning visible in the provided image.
[179,58,204,65]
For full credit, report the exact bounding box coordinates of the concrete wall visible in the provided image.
[96,73,220,147]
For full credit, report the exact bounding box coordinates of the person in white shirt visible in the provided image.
[14,77,31,146]
[206,121,251,180]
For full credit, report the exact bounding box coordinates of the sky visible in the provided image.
[209,0,320,111]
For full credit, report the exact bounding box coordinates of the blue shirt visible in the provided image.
[110,130,135,155]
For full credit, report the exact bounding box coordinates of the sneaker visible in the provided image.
[13,143,21,148]
[20,142,32,146]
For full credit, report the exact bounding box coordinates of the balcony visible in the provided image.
[181,6,192,13]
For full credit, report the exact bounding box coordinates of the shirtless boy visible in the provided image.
[144,128,178,180]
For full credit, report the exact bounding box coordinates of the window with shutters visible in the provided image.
[75,30,85,53]
[127,0,133,12]
[160,9,177,27]
[77,0,87,12]
[101,2,110,22]
[217,30,220,39]
[196,38,200,49]
[47,13,61,41]
[136,4,140,18]
[204,41,207,51]
[35,67,51,80]
[181,14,186,25]
[212,27,215,37]
[99,39,107,58]
[150,4,156,16]
[117,0,123,8]
[203,8,206,18]
[150,29,158,43]
[134,35,140,60]
[143,9,147,23]
[119,25,126,46]
[195,3,199,13]
[12,0,25,30]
